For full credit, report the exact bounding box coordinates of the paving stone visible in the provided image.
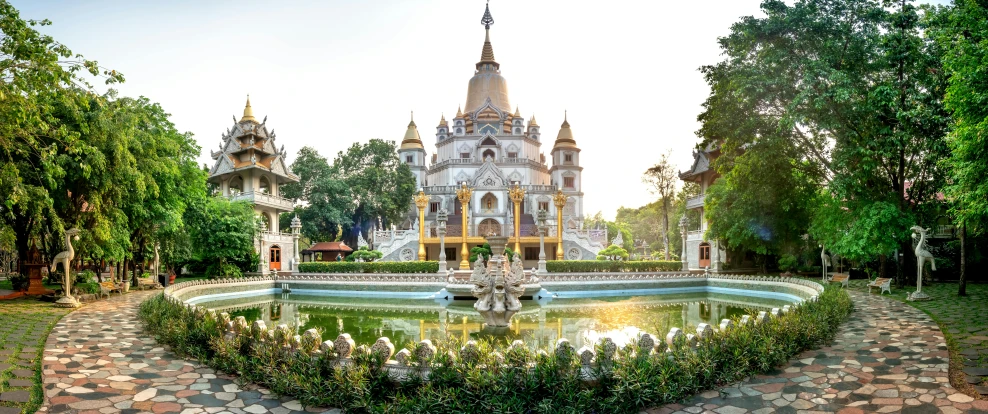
[0,390,32,403]
[650,287,976,413]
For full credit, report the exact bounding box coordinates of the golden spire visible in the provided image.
[530,114,539,127]
[456,106,463,117]
[439,113,448,127]
[400,111,424,150]
[240,94,257,123]
[514,106,521,118]
[553,111,577,149]
[477,2,498,69]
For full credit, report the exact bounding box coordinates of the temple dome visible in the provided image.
[400,114,424,150]
[465,22,511,113]
[552,113,578,150]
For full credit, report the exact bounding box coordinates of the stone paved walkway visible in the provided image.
[649,289,985,414]
[40,291,336,414]
[1,298,72,414]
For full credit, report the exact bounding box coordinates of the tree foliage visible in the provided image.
[642,150,679,260]
[697,0,950,278]
[184,197,256,268]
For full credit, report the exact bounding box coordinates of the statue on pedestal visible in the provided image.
[908,226,935,301]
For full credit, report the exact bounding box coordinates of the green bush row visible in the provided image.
[75,282,101,295]
[546,260,683,273]
[138,285,851,413]
[298,261,439,274]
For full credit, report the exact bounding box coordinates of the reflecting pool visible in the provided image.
[194,290,794,349]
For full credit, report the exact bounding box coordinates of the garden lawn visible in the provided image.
[883,281,988,399]
[0,298,72,414]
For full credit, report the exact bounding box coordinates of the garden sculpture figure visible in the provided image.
[908,225,934,301]
[470,237,524,327]
[53,228,81,308]
[820,245,830,281]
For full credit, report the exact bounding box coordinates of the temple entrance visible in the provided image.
[269,245,282,271]
[698,243,710,268]
[478,218,501,236]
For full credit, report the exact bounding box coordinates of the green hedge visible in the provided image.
[139,285,850,413]
[298,261,439,274]
[75,282,101,295]
[546,260,682,273]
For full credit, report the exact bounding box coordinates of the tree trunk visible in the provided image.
[662,199,670,261]
[959,223,967,296]
[879,254,887,278]
[131,260,137,287]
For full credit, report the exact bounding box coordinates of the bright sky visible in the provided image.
[13,0,951,220]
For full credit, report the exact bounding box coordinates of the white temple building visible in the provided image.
[206,97,301,273]
[373,4,605,267]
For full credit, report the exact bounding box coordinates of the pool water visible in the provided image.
[197,290,793,349]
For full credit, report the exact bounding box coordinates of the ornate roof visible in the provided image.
[465,4,511,113]
[552,111,578,150]
[400,113,424,150]
[207,97,299,184]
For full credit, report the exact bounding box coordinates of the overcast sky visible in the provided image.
[13,0,951,220]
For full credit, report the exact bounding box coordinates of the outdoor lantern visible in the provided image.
[679,215,688,234]
[437,208,448,231]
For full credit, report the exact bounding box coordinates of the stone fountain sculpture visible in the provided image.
[54,228,81,308]
[908,225,935,301]
[470,235,525,327]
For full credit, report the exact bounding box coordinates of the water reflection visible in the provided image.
[207,292,792,349]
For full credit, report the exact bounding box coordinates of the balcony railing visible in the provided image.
[230,191,294,211]
[422,184,561,194]
[687,230,704,241]
[931,224,955,238]
[685,194,705,209]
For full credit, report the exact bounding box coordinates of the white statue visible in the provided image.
[820,245,830,281]
[908,226,935,301]
[470,237,524,327]
[53,228,81,308]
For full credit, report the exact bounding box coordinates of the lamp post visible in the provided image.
[679,215,689,272]
[536,209,548,274]
[290,214,302,271]
[509,183,525,254]
[552,189,567,260]
[437,208,448,273]
[456,183,473,269]
[414,190,429,261]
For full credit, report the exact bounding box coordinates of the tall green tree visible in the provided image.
[0,0,123,275]
[184,197,256,270]
[930,0,988,295]
[331,139,416,245]
[698,0,950,280]
[282,147,350,242]
[642,150,678,260]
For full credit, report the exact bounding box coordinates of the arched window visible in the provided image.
[482,149,496,160]
[479,218,501,236]
[259,176,270,194]
[229,176,243,195]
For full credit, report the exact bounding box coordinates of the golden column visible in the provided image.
[552,189,567,260]
[508,183,526,254]
[413,190,429,261]
[456,183,473,269]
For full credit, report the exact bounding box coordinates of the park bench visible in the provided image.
[829,273,849,288]
[137,277,160,290]
[98,280,123,299]
[868,277,892,295]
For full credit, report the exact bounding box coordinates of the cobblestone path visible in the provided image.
[1,298,72,414]
[39,291,335,414]
[650,289,985,414]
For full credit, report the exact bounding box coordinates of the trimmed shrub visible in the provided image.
[10,274,28,291]
[74,282,100,295]
[546,260,682,273]
[138,284,851,413]
[75,269,96,285]
[206,262,243,279]
[298,261,439,274]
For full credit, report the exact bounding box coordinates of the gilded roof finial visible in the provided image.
[240,94,257,123]
[514,106,521,117]
[456,106,463,117]
[562,110,569,127]
[478,2,497,66]
[481,1,494,29]
[408,110,416,127]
